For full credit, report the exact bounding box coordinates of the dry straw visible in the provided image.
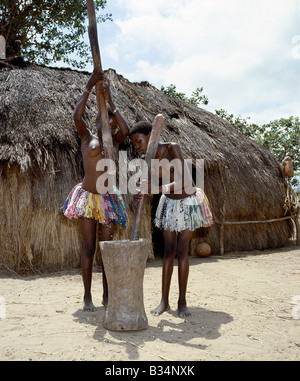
[0,60,295,273]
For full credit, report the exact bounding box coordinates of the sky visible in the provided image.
[76,0,300,126]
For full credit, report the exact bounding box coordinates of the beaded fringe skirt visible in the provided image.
[154,188,213,232]
[62,183,128,228]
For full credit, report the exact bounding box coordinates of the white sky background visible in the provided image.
[79,0,300,125]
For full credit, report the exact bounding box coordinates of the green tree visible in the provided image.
[216,109,300,189]
[260,117,299,180]
[161,84,209,107]
[0,0,111,68]
[215,109,260,138]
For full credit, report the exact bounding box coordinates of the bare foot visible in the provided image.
[83,299,97,312]
[151,302,170,316]
[178,302,191,318]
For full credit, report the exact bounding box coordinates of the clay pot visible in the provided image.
[196,240,211,257]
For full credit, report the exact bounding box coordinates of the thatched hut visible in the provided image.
[0,59,294,273]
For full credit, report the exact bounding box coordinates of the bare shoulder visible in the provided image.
[168,142,181,149]
[161,142,180,150]
[168,142,184,156]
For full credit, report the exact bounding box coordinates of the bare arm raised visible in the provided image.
[103,82,129,146]
[74,70,129,147]
[73,70,105,141]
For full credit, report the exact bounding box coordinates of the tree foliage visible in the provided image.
[0,0,111,68]
[216,109,300,189]
[215,109,260,138]
[161,84,209,107]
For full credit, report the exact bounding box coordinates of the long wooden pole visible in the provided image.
[130,114,164,241]
[86,0,115,175]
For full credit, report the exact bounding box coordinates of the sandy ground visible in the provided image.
[0,244,299,362]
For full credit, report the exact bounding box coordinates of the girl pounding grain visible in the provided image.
[62,70,129,311]
[129,121,213,318]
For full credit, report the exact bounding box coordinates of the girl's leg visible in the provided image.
[99,222,115,308]
[176,230,193,317]
[78,217,97,311]
[151,230,177,316]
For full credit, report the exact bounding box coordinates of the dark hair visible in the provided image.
[129,121,152,137]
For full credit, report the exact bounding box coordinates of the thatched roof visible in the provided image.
[0,59,294,273]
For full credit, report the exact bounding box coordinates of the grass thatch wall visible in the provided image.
[0,60,294,273]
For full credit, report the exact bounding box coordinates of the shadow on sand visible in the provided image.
[73,303,233,360]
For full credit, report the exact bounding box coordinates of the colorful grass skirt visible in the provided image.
[154,188,213,232]
[62,183,128,228]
